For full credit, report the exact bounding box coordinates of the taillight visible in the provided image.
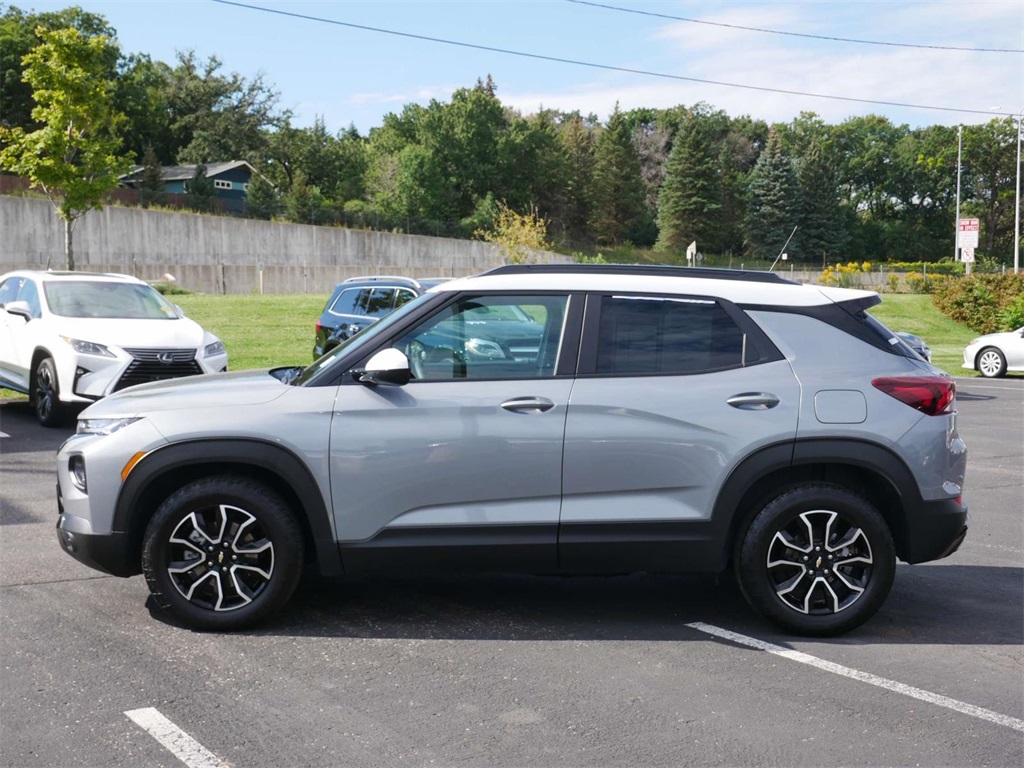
[315,321,322,334]
[872,376,955,415]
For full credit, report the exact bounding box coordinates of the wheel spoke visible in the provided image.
[167,502,276,613]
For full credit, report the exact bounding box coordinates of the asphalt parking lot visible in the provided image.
[1,377,1021,768]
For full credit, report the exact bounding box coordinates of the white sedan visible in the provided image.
[0,270,228,426]
[962,325,1024,378]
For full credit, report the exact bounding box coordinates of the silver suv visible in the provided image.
[55,265,969,635]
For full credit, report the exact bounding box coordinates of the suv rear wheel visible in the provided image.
[142,476,304,630]
[736,484,895,636]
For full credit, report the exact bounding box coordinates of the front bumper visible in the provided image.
[55,512,136,577]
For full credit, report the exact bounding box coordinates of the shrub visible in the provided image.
[886,273,901,293]
[998,294,1024,330]
[819,261,869,288]
[932,273,1024,334]
[153,282,192,296]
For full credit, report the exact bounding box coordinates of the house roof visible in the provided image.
[120,161,257,184]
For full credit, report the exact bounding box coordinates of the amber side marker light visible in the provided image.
[121,452,148,481]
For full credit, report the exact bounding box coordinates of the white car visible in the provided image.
[0,270,228,425]
[962,325,1024,378]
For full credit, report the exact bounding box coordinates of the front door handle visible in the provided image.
[501,397,555,414]
[727,392,780,410]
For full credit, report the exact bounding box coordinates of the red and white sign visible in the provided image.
[958,218,980,249]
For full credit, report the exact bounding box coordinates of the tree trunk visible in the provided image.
[64,217,75,271]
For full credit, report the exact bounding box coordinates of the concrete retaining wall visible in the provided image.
[0,196,512,294]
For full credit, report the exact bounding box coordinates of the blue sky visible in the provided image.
[24,0,1024,133]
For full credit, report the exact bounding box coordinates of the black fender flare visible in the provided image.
[114,438,342,576]
[711,438,922,566]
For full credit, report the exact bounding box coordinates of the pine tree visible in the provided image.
[559,114,595,245]
[589,105,647,246]
[139,145,164,208]
[244,173,279,220]
[655,119,721,254]
[745,128,801,260]
[185,163,216,213]
[798,140,849,263]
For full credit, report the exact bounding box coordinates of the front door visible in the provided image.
[330,292,577,575]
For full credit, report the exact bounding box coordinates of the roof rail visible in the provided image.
[343,275,423,289]
[482,263,799,285]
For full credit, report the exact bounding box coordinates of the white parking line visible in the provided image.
[125,708,227,768]
[954,380,1024,392]
[687,623,1024,733]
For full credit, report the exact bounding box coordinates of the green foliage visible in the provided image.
[931,274,1024,334]
[797,140,848,264]
[0,24,130,270]
[152,282,192,295]
[745,127,800,260]
[655,116,721,253]
[474,200,551,264]
[589,104,649,246]
[1,3,117,130]
[282,172,330,224]
[139,145,164,208]
[244,173,280,220]
[819,261,872,288]
[998,294,1024,330]
[184,163,216,212]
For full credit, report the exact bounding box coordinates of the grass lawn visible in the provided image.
[869,293,978,376]
[0,290,985,404]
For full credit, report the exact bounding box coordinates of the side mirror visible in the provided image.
[356,348,411,387]
[3,300,31,321]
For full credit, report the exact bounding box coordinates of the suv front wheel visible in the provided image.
[142,476,304,630]
[735,484,896,636]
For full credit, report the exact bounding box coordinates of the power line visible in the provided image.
[566,0,1023,54]
[209,0,1018,118]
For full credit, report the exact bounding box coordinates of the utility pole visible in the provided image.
[954,125,963,263]
[1014,112,1021,274]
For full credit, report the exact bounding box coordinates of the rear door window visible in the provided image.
[594,295,746,375]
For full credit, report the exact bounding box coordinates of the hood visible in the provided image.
[56,316,208,348]
[80,369,289,417]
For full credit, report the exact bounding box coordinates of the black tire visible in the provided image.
[31,356,67,428]
[142,476,304,631]
[976,346,1007,378]
[735,484,895,636]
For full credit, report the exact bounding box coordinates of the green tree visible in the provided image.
[589,104,648,246]
[0,25,130,270]
[244,172,279,220]
[1,3,117,130]
[475,200,552,264]
[139,145,164,208]
[797,139,848,264]
[558,113,596,246]
[745,127,801,260]
[165,50,287,165]
[184,163,216,212]
[655,117,721,254]
[283,172,331,224]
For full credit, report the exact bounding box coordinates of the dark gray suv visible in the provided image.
[56,264,969,636]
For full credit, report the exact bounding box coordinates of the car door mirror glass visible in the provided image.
[357,348,411,386]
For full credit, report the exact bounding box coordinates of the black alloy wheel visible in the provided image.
[735,483,896,636]
[142,476,304,630]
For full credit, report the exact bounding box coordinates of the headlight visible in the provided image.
[61,337,115,358]
[77,417,143,436]
[465,338,505,360]
[204,340,226,357]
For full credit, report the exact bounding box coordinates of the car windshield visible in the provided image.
[293,292,435,386]
[44,281,180,319]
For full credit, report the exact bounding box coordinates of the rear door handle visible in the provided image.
[727,392,780,410]
[501,397,555,414]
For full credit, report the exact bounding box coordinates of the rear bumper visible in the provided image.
[902,497,969,564]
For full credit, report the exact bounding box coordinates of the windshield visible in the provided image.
[45,281,180,319]
[293,292,435,386]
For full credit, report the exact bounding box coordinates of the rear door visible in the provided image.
[560,292,801,572]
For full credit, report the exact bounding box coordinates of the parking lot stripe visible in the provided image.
[687,623,1024,733]
[125,708,227,768]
